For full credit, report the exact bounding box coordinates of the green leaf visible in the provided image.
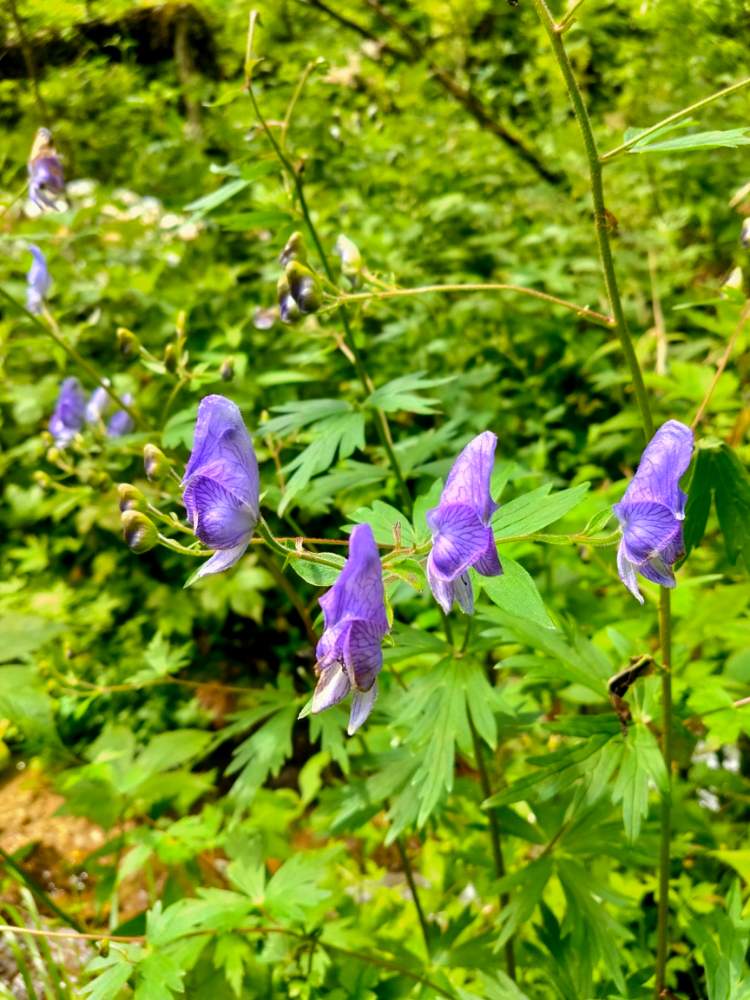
[610,724,666,840]
[0,665,59,745]
[265,853,332,921]
[82,951,137,1000]
[481,557,553,628]
[629,127,750,154]
[227,705,297,806]
[683,438,750,569]
[137,729,213,774]
[0,616,62,663]
[183,178,249,217]
[279,411,365,513]
[367,372,454,415]
[162,404,199,450]
[261,398,350,437]
[493,483,589,538]
[349,500,415,546]
[287,553,345,587]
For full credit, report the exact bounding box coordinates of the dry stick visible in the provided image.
[363,0,566,189]
[336,283,613,329]
[600,76,750,163]
[691,301,750,431]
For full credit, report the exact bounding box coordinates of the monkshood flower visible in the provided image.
[613,420,694,603]
[107,395,135,437]
[181,395,260,580]
[28,128,66,211]
[86,386,110,424]
[48,377,86,447]
[427,431,502,614]
[26,244,51,315]
[312,524,389,735]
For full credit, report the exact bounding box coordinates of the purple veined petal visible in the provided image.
[184,457,260,521]
[182,474,257,548]
[439,431,499,524]
[614,500,681,564]
[191,541,250,582]
[348,683,377,735]
[343,619,383,692]
[427,502,490,580]
[617,544,644,604]
[315,618,352,672]
[620,421,693,513]
[426,560,456,614]
[183,395,259,509]
[638,553,676,589]
[453,572,474,614]
[312,663,351,714]
[472,527,503,578]
[319,524,388,634]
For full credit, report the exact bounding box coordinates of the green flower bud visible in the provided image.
[118,483,147,513]
[286,261,321,314]
[121,510,158,553]
[33,470,51,490]
[220,358,235,382]
[143,443,170,481]
[333,234,363,287]
[163,343,178,373]
[116,327,139,357]
[46,446,62,465]
[279,231,307,268]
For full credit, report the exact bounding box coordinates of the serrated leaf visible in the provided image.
[493,483,589,538]
[481,556,553,628]
[630,127,750,154]
[227,705,297,806]
[287,553,345,586]
[265,853,331,922]
[349,500,414,546]
[137,729,213,775]
[367,372,454,415]
[261,399,350,437]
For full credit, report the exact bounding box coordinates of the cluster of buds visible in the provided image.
[276,232,321,324]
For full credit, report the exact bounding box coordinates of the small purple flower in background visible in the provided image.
[107,395,135,437]
[86,386,110,424]
[613,420,694,603]
[182,395,260,580]
[28,128,66,211]
[312,524,389,735]
[49,377,86,447]
[427,431,502,614]
[26,245,51,315]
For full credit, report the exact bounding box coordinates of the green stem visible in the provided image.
[395,837,432,958]
[244,79,412,515]
[600,76,750,163]
[0,287,142,429]
[468,715,516,980]
[531,0,653,440]
[0,847,84,933]
[655,587,673,997]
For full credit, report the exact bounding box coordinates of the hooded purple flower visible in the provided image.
[181,395,260,580]
[426,431,502,614]
[26,245,51,315]
[107,395,135,437]
[311,523,390,734]
[613,420,694,603]
[49,377,86,447]
[28,128,65,211]
[86,386,110,424]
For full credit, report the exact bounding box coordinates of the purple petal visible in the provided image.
[319,524,388,633]
[49,377,86,446]
[182,474,256,548]
[312,663,351,714]
[107,409,134,437]
[620,420,693,514]
[453,572,474,614]
[426,565,455,614]
[27,244,51,314]
[343,619,383,691]
[427,503,489,580]
[638,554,676,589]
[614,500,681,564]
[439,431,499,524]
[183,395,259,511]
[617,545,643,604]
[191,542,249,582]
[348,684,377,735]
[86,387,110,424]
[472,529,503,578]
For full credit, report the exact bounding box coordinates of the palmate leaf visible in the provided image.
[610,723,668,841]
[684,438,750,569]
[279,411,366,513]
[367,371,454,414]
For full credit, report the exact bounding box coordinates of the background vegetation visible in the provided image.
[1,0,749,997]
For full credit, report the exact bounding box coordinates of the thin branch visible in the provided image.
[691,301,750,431]
[600,76,750,163]
[557,0,588,31]
[296,0,412,61]
[395,838,432,958]
[334,282,613,328]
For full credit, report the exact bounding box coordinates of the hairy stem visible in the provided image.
[468,715,516,980]
[655,587,673,997]
[395,837,432,958]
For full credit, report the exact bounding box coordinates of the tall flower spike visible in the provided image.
[613,420,694,603]
[26,245,51,315]
[28,128,66,211]
[49,377,86,447]
[312,523,390,735]
[427,431,502,614]
[107,395,135,437]
[181,395,260,581]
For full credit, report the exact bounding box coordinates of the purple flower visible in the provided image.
[26,245,51,315]
[107,395,135,437]
[613,420,694,603]
[311,524,389,734]
[427,431,502,614]
[86,386,110,424]
[28,128,65,211]
[182,395,260,580]
[49,377,86,447]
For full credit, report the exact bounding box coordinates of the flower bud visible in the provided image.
[333,234,363,287]
[118,483,147,512]
[33,470,51,490]
[163,343,178,373]
[253,306,276,330]
[116,327,139,357]
[121,510,158,553]
[286,261,321,314]
[741,218,750,249]
[279,231,307,268]
[143,443,170,481]
[220,358,235,382]
[277,273,300,325]
[46,446,62,465]
[40,431,53,447]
